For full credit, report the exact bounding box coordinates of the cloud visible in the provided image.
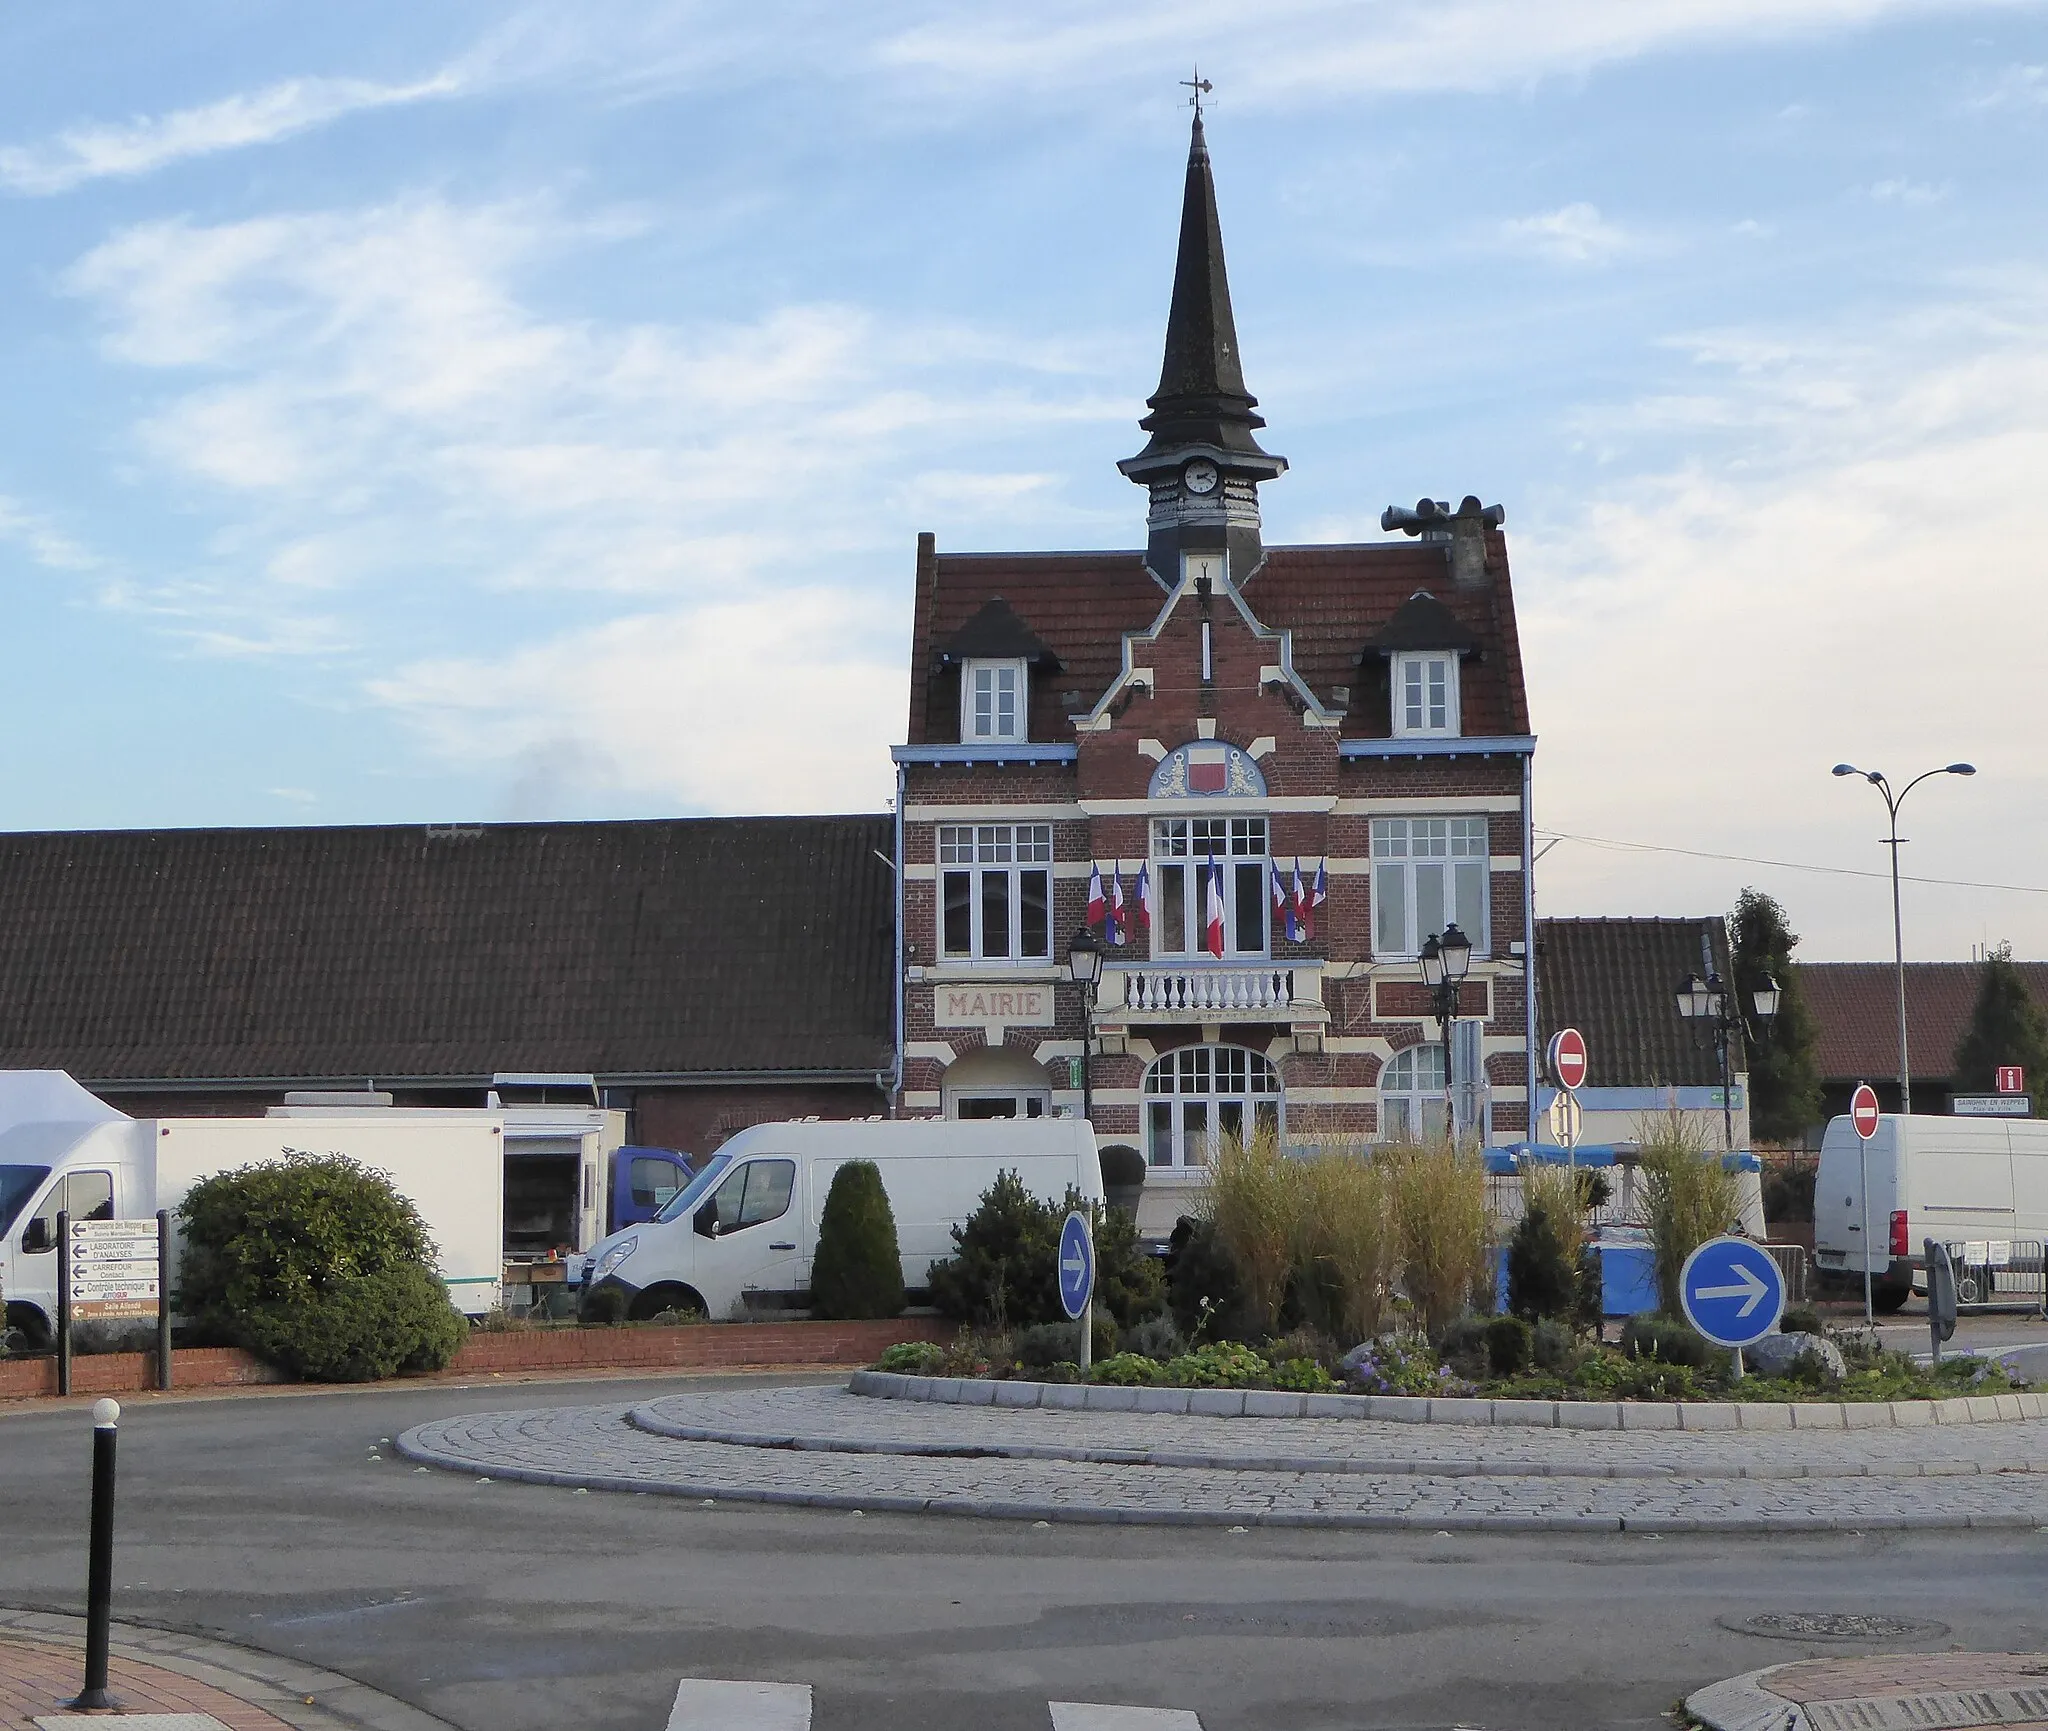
[1498,202,1635,265]
[371,594,907,815]
[0,494,97,571]
[1866,178,1949,204]
[875,0,1993,107]
[0,72,465,196]
[1519,277,2048,958]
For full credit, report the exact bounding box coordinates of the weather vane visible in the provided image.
[1181,68,1212,116]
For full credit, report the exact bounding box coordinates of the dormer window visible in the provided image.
[962,659,1027,743]
[1392,652,1459,738]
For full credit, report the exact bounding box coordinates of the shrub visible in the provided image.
[1531,1316,1580,1374]
[1341,1336,1461,1398]
[1780,1305,1824,1336]
[1265,1355,1338,1393]
[927,1172,1163,1331]
[1124,1311,1185,1361]
[1166,1218,1255,1343]
[809,1161,905,1320]
[1162,1341,1270,1387]
[1388,1141,1492,1336]
[1484,1314,1533,1376]
[1292,1153,1393,1345]
[579,1283,629,1326]
[176,1153,465,1382]
[876,1340,945,1373]
[1089,1352,1162,1386]
[1434,1313,1491,1381]
[1637,1109,1741,1317]
[1620,1312,1712,1370]
[1013,1320,1084,1370]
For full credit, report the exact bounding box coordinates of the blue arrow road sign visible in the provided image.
[1058,1210,1095,1322]
[1679,1235,1786,1349]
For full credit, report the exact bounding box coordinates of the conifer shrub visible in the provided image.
[1506,1201,1580,1325]
[927,1172,1164,1330]
[1484,1313,1533,1376]
[808,1160,905,1320]
[176,1154,465,1382]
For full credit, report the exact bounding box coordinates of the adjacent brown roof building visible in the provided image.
[1534,917,1732,1089]
[1799,960,2048,1112]
[0,816,894,1095]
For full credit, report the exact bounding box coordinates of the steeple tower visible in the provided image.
[1119,102,1286,588]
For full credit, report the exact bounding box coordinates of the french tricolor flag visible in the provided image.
[1308,860,1327,939]
[1087,861,1105,931]
[1109,868,1128,947]
[1292,859,1308,940]
[1271,860,1298,943]
[1204,856,1226,958]
[1134,863,1152,939]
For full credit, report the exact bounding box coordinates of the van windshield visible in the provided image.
[0,1165,50,1235]
[653,1153,733,1225]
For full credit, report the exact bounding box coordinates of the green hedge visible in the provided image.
[809,1161,905,1320]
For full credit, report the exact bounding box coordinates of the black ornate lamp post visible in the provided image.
[1831,761,1976,1115]
[1418,922,1473,1142]
[1067,926,1103,1125]
[1675,970,1780,1150]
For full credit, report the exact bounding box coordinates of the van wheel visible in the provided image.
[1871,1280,1913,1315]
[628,1284,706,1323]
[5,1303,50,1352]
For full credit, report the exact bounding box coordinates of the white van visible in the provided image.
[1813,1112,2048,1312]
[580,1117,1104,1320]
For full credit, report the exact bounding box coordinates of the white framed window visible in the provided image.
[1149,817,1268,957]
[960,659,1027,743]
[1144,1044,1283,1169]
[1392,652,1460,737]
[938,823,1052,961]
[1379,1044,1447,1142]
[1371,816,1490,959]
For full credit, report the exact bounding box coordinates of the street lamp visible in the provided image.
[1067,926,1102,1125]
[1831,761,1976,1115]
[1419,923,1473,1142]
[1675,971,1780,1150]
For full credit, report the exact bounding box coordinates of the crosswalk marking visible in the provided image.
[667,1678,813,1731]
[1049,1705,1204,1729]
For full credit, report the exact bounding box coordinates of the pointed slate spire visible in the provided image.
[1125,110,1280,471]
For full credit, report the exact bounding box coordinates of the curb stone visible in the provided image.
[849,1369,2048,1429]
[0,1608,456,1731]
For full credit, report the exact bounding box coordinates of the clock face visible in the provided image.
[1182,459,1220,496]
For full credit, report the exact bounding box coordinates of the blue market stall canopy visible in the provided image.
[1485,1143,1762,1175]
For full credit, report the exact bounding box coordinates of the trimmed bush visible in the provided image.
[927,1172,1164,1331]
[176,1153,465,1382]
[1620,1311,1713,1370]
[1013,1319,1084,1370]
[876,1340,945,1374]
[1434,1313,1491,1380]
[809,1161,905,1320]
[1484,1313,1533,1377]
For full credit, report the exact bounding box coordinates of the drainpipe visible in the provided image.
[1522,749,1538,1143]
[891,759,907,1117]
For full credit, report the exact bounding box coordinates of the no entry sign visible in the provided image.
[1851,1082,1881,1140]
[1546,1027,1588,1093]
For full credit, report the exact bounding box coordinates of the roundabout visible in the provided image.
[396,1379,2048,1532]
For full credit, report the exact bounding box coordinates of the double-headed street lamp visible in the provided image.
[1830,761,1976,1115]
[1418,923,1474,1143]
[1066,925,1103,1125]
[1675,969,1780,1151]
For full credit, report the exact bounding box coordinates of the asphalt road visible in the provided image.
[2,1374,2045,1731]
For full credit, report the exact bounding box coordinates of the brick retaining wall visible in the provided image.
[0,1316,949,1401]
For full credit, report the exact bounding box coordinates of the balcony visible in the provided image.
[1102,960,1325,1020]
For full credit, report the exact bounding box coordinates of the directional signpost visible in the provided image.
[61,1215,172,1394]
[1680,1235,1786,1374]
[1851,1080,1881,1322]
[1058,1209,1096,1373]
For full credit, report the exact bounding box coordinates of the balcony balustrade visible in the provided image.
[1108,961,1321,1017]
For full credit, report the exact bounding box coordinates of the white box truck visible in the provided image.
[1813,1112,2048,1311]
[581,1117,1104,1321]
[0,1071,505,1346]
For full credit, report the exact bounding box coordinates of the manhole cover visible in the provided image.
[1721,1611,1949,1643]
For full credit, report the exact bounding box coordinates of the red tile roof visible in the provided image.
[1799,961,2048,1083]
[1535,917,1733,1088]
[904,532,1530,744]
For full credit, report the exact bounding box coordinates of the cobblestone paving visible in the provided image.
[626,1385,2048,1480]
[395,1394,2048,1532]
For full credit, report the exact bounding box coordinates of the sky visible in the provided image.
[2,0,2045,963]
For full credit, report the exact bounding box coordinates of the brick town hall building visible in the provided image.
[892,108,1537,1219]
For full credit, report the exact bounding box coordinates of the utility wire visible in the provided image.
[1533,827,2048,897]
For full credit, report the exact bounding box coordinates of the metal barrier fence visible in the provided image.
[1931,1238,2048,1314]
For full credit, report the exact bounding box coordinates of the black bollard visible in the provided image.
[69,1398,121,1710]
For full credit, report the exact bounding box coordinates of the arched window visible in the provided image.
[1143,1045,1282,1169]
[1379,1043,1447,1142]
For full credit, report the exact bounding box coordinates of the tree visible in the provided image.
[1729,889,1823,1142]
[808,1161,905,1320]
[1953,944,2048,1115]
